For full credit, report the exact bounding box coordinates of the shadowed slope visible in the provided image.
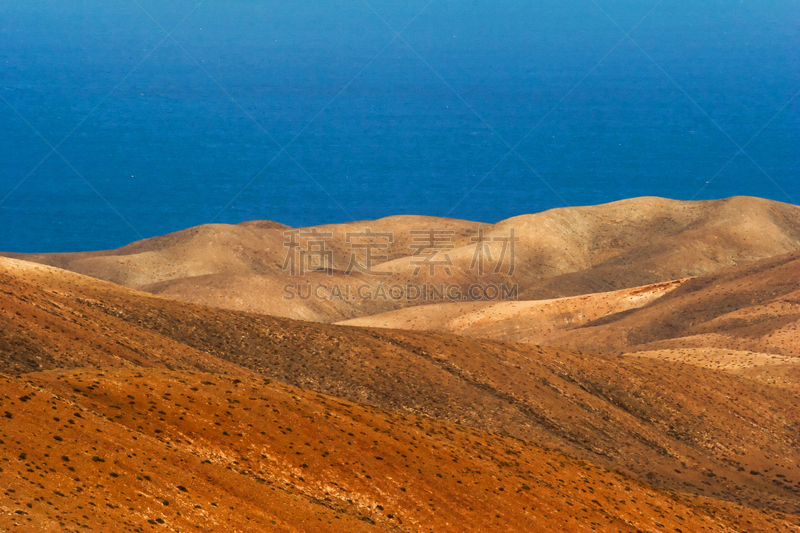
[547,251,800,357]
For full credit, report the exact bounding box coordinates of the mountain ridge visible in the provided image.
[5,196,800,323]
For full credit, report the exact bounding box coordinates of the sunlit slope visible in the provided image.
[2,368,798,532]
[337,279,688,342]
[1,256,800,515]
[6,196,800,322]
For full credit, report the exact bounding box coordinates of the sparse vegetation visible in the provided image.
[1,237,799,531]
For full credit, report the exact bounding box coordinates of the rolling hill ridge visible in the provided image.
[2,256,800,520]
[6,196,800,323]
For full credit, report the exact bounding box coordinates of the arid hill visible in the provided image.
[341,251,800,391]
[340,247,800,359]
[2,256,800,520]
[548,250,800,356]
[4,368,796,532]
[541,250,800,390]
[6,196,800,323]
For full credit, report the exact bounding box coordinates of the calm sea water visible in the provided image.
[1,0,798,252]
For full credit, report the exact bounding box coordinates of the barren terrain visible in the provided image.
[7,196,800,323]
[342,251,800,391]
[3,196,800,531]
[2,256,800,525]
[338,279,690,343]
[7,367,799,532]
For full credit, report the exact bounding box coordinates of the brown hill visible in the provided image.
[544,250,800,357]
[5,196,800,323]
[3,256,800,519]
[5,368,797,532]
[340,252,800,391]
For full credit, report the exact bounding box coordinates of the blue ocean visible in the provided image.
[1,0,798,252]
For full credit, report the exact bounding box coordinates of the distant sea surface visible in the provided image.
[1,0,798,252]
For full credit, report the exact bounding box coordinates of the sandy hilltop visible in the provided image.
[2,196,800,531]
